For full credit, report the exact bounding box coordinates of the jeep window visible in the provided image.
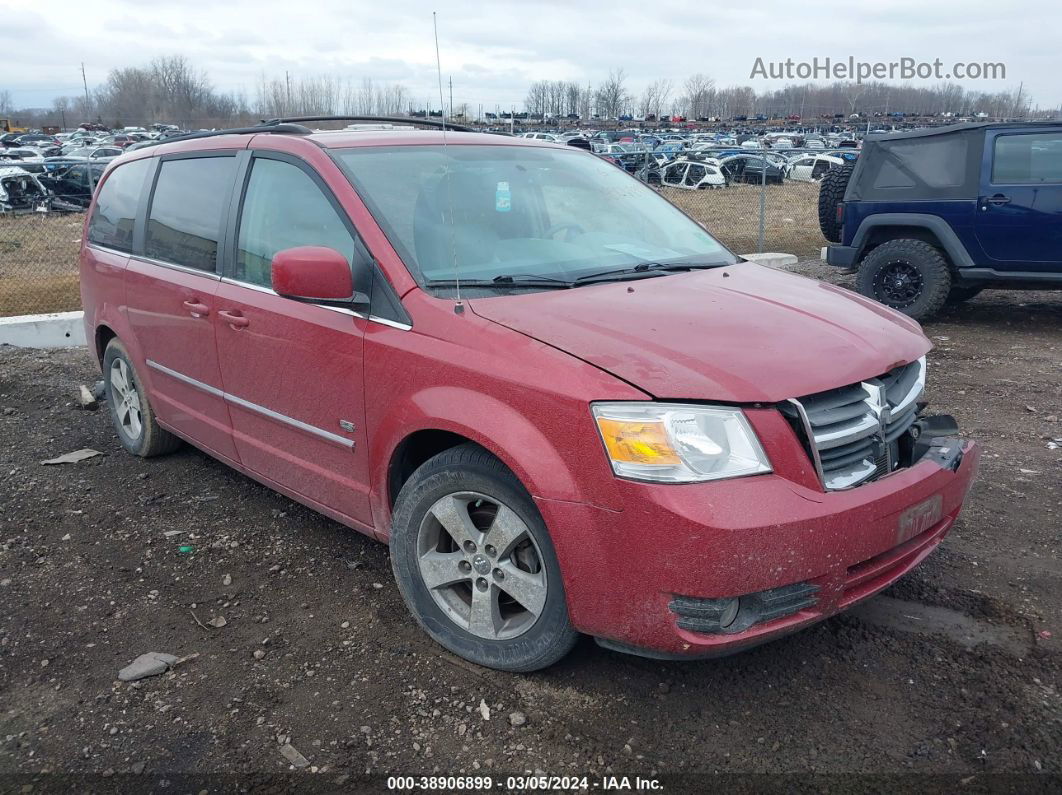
[235,158,356,287]
[992,132,1062,183]
[335,144,735,287]
[145,157,235,272]
[872,136,968,190]
[87,157,151,253]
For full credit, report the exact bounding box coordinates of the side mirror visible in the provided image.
[271,246,359,304]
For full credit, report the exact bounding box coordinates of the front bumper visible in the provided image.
[537,437,980,659]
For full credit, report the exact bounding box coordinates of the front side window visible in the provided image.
[335,144,733,285]
[234,158,356,287]
[87,157,150,253]
[145,157,235,271]
[992,132,1062,183]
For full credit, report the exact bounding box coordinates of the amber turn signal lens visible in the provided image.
[595,418,681,466]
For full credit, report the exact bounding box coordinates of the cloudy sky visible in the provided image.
[2,0,1058,111]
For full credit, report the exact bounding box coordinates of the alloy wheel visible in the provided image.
[416,491,547,640]
[875,260,924,307]
[109,358,143,440]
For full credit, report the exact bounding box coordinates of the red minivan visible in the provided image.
[80,118,980,671]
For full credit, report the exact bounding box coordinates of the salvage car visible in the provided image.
[0,165,50,213]
[659,156,726,189]
[79,118,980,671]
[786,154,844,182]
[38,161,105,210]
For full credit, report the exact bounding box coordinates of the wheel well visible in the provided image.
[94,325,116,366]
[388,430,477,508]
[861,226,951,264]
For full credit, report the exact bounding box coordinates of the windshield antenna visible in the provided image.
[433,11,463,314]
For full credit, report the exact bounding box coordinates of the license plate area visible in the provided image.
[897,494,943,545]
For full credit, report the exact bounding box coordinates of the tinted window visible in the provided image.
[86,157,150,252]
[145,157,235,271]
[235,158,356,287]
[992,133,1062,183]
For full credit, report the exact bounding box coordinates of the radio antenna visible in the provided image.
[433,11,462,313]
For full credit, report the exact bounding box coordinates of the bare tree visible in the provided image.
[595,69,630,119]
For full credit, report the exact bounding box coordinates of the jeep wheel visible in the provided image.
[390,443,579,672]
[817,162,854,243]
[856,239,952,321]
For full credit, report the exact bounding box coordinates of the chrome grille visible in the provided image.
[788,357,926,490]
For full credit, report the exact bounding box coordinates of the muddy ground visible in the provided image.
[0,263,1060,792]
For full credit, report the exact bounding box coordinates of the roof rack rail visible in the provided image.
[159,122,313,145]
[261,115,477,133]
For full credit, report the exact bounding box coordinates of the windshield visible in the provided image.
[333,144,735,286]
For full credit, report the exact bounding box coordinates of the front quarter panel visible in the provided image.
[364,291,647,536]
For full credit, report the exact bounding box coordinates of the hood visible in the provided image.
[468,264,930,402]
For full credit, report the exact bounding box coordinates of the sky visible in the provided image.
[1,0,1058,112]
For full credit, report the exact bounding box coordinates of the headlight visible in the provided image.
[591,402,772,483]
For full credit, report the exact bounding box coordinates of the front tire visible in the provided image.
[856,239,952,321]
[103,339,182,457]
[390,444,579,672]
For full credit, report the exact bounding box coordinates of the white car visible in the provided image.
[660,158,726,189]
[0,148,45,165]
[785,154,845,182]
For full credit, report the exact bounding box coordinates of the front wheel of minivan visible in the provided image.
[390,444,579,672]
[103,339,182,458]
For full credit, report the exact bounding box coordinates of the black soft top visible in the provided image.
[847,122,1062,201]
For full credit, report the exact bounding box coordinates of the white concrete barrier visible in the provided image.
[0,311,86,348]
[740,252,799,268]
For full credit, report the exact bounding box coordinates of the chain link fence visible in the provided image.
[0,147,837,318]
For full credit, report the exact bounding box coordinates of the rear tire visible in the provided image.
[390,443,578,672]
[856,239,952,321]
[817,162,854,243]
[103,339,182,457]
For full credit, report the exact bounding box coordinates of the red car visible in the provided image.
[79,119,979,671]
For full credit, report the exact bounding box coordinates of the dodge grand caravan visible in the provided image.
[80,117,980,671]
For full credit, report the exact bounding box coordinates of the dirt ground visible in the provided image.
[0,263,1060,791]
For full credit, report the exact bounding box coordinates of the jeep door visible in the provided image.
[212,152,374,528]
[975,129,1062,270]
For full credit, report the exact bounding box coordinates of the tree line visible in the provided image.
[0,54,1049,130]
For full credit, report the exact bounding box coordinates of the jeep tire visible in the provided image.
[856,239,952,321]
[817,162,855,243]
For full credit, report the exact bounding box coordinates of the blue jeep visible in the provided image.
[820,123,1062,320]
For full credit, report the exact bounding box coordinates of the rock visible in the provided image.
[130,761,146,774]
[77,385,99,410]
[279,743,310,768]
[341,621,350,629]
[478,699,491,720]
[2,407,15,416]
[222,574,232,587]
[118,652,178,682]
[508,711,527,727]
[253,649,267,660]
[206,616,227,628]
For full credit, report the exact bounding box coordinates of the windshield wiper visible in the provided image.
[573,261,729,284]
[424,275,574,290]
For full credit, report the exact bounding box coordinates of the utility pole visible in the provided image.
[80,62,91,118]
[1012,81,1024,119]
[285,71,291,113]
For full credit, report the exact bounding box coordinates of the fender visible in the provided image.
[850,213,976,268]
[368,385,624,538]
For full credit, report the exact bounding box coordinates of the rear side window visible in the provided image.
[992,133,1062,183]
[234,158,356,287]
[87,158,150,252]
[145,157,235,271]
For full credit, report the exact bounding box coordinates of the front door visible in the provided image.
[975,129,1062,271]
[125,154,239,461]
[213,153,373,526]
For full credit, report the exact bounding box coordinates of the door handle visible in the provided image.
[985,194,1011,206]
[183,299,210,317]
[218,309,250,329]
